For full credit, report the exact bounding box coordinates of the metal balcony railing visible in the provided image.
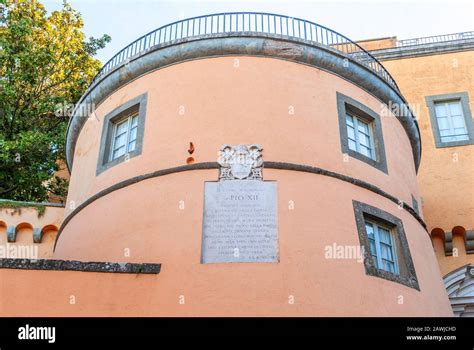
[91,12,400,92]
[397,31,474,47]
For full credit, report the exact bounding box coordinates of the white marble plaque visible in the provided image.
[201,180,278,263]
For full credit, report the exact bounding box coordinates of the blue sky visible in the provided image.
[43,0,474,64]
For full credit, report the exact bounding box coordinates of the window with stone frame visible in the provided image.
[97,93,147,175]
[337,92,388,173]
[352,200,419,290]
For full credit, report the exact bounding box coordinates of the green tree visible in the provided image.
[0,0,110,202]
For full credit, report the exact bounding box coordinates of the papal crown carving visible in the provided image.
[217,144,263,180]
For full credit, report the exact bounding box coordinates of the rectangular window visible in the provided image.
[346,113,374,159]
[97,93,147,175]
[337,93,388,173]
[425,92,473,148]
[434,100,469,143]
[352,200,419,290]
[365,221,399,275]
[109,113,139,161]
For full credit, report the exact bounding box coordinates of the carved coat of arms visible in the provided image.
[217,144,263,180]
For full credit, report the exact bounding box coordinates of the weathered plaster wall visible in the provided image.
[2,170,452,316]
[0,206,63,259]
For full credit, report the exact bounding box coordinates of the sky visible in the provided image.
[43,0,474,64]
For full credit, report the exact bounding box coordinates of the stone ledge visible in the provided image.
[370,40,474,60]
[0,199,65,208]
[0,258,161,274]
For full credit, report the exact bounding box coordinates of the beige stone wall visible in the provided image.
[357,37,397,51]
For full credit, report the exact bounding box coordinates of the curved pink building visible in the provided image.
[1,13,454,316]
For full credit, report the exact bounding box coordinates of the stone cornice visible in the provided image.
[370,39,474,61]
[0,258,161,274]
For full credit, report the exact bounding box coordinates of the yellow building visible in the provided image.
[359,32,474,316]
[0,13,472,317]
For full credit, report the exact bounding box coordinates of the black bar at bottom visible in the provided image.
[0,317,472,346]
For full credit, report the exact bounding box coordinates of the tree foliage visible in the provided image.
[0,0,110,202]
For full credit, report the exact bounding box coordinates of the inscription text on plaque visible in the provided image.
[201,145,278,263]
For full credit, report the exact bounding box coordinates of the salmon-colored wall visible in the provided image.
[382,51,474,278]
[0,206,62,259]
[4,170,451,316]
[65,57,420,217]
[0,55,452,316]
[44,56,452,316]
